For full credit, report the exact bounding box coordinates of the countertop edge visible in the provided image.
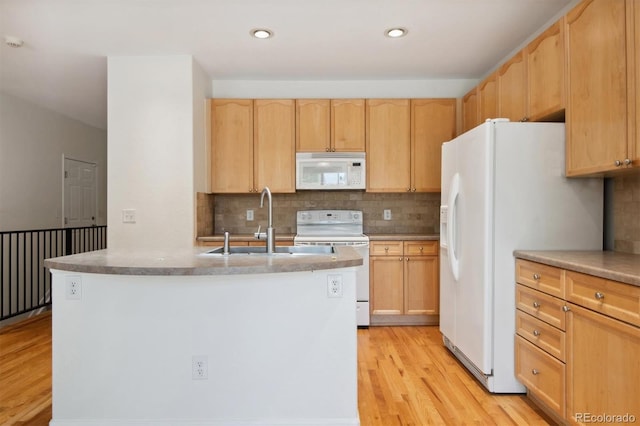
[514,250,640,287]
[44,247,363,276]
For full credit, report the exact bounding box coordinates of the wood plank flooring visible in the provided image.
[0,312,552,425]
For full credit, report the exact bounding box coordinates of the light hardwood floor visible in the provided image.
[0,312,552,425]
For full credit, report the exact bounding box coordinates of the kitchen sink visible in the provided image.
[205,245,335,256]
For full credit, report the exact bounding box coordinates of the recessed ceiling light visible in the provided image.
[251,29,273,39]
[385,28,407,38]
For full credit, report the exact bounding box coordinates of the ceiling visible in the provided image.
[0,0,574,130]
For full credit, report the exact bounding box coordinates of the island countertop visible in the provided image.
[44,245,363,276]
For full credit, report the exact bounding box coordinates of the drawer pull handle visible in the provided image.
[531,369,539,375]
[384,247,389,251]
[532,273,541,280]
[562,305,571,312]
[533,330,541,337]
[532,302,541,309]
[595,292,605,300]
[419,247,423,252]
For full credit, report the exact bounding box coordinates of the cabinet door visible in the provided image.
[497,51,527,122]
[370,256,404,315]
[566,0,629,176]
[366,99,411,192]
[462,88,479,133]
[478,73,497,122]
[331,99,365,151]
[631,0,640,167]
[253,99,296,193]
[296,99,330,152]
[526,18,565,121]
[566,303,640,425]
[411,99,456,192]
[404,256,439,315]
[210,99,254,193]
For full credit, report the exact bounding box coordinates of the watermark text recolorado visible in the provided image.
[575,413,636,423]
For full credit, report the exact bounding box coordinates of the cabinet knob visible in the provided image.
[407,188,412,192]
[624,158,632,166]
[326,148,330,152]
[406,257,409,261]
[532,301,541,309]
[384,247,389,252]
[520,116,529,122]
[615,160,623,167]
[419,247,423,252]
[332,148,336,152]
[595,292,605,301]
[531,369,539,375]
[533,330,541,337]
[412,188,416,192]
[532,273,541,280]
[562,305,571,312]
[399,257,403,261]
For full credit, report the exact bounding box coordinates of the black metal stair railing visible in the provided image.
[0,226,106,322]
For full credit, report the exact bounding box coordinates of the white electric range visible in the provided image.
[294,210,370,327]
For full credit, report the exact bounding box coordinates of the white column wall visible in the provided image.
[107,56,198,250]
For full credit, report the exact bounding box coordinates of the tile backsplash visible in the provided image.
[199,174,639,255]
[211,191,441,235]
[613,174,640,254]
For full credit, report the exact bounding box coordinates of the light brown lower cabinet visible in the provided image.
[370,240,438,325]
[515,258,640,425]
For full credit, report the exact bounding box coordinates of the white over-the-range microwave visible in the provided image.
[295,152,366,190]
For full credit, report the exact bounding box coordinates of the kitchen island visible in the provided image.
[45,246,362,426]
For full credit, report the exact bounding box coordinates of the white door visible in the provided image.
[453,123,494,375]
[64,158,97,228]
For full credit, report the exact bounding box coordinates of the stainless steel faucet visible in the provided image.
[254,186,275,254]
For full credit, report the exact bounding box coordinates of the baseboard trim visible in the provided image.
[370,314,439,326]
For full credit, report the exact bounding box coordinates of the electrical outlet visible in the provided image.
[383,209,392,220]
[192,355,208,380]
[122,209,136,223]
[65,275,82,300]
[246,209,254,221]
[327,274,343,298]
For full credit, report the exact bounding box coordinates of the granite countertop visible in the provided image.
[198,234,439,242]
[44,246,362,276]
[367,234,439,241]
[514,250,640,287]
[197,234,296,242]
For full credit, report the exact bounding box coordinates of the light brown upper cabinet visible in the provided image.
[526,17,565,121]
[210,99,295,193]
[411,99,457,192]
[296,99,365,152]
[478,72,498,122]
[565,0,638,176]
[462,87,479,133]
[366,99,411,192]
[253,99,296,192]
[331,99,366,151]
[497,51,527,122]
[296,99,330,152]
[210,99,254,193]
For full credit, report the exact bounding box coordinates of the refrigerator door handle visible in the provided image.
[447,173,460,281]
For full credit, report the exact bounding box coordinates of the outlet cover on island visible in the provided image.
[122,209,136,223]
[384,209,392,220]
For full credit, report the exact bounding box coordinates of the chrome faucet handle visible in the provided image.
[254,225,262,239]
[223,231,231,255]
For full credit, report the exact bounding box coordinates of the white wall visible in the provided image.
[211,79,478,99]
[50,268,358,425]
[0,92,107,231]
[107,56,202,250]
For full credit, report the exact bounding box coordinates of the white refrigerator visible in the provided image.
[439,120,603,393]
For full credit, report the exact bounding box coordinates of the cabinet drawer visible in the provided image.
[566,271,640,327]
[515,335,565,418]
[516,285,566,330]
[516,310,565,362]
[515,259,564,298]
[370,241,403,256]
[403,241,438,256]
